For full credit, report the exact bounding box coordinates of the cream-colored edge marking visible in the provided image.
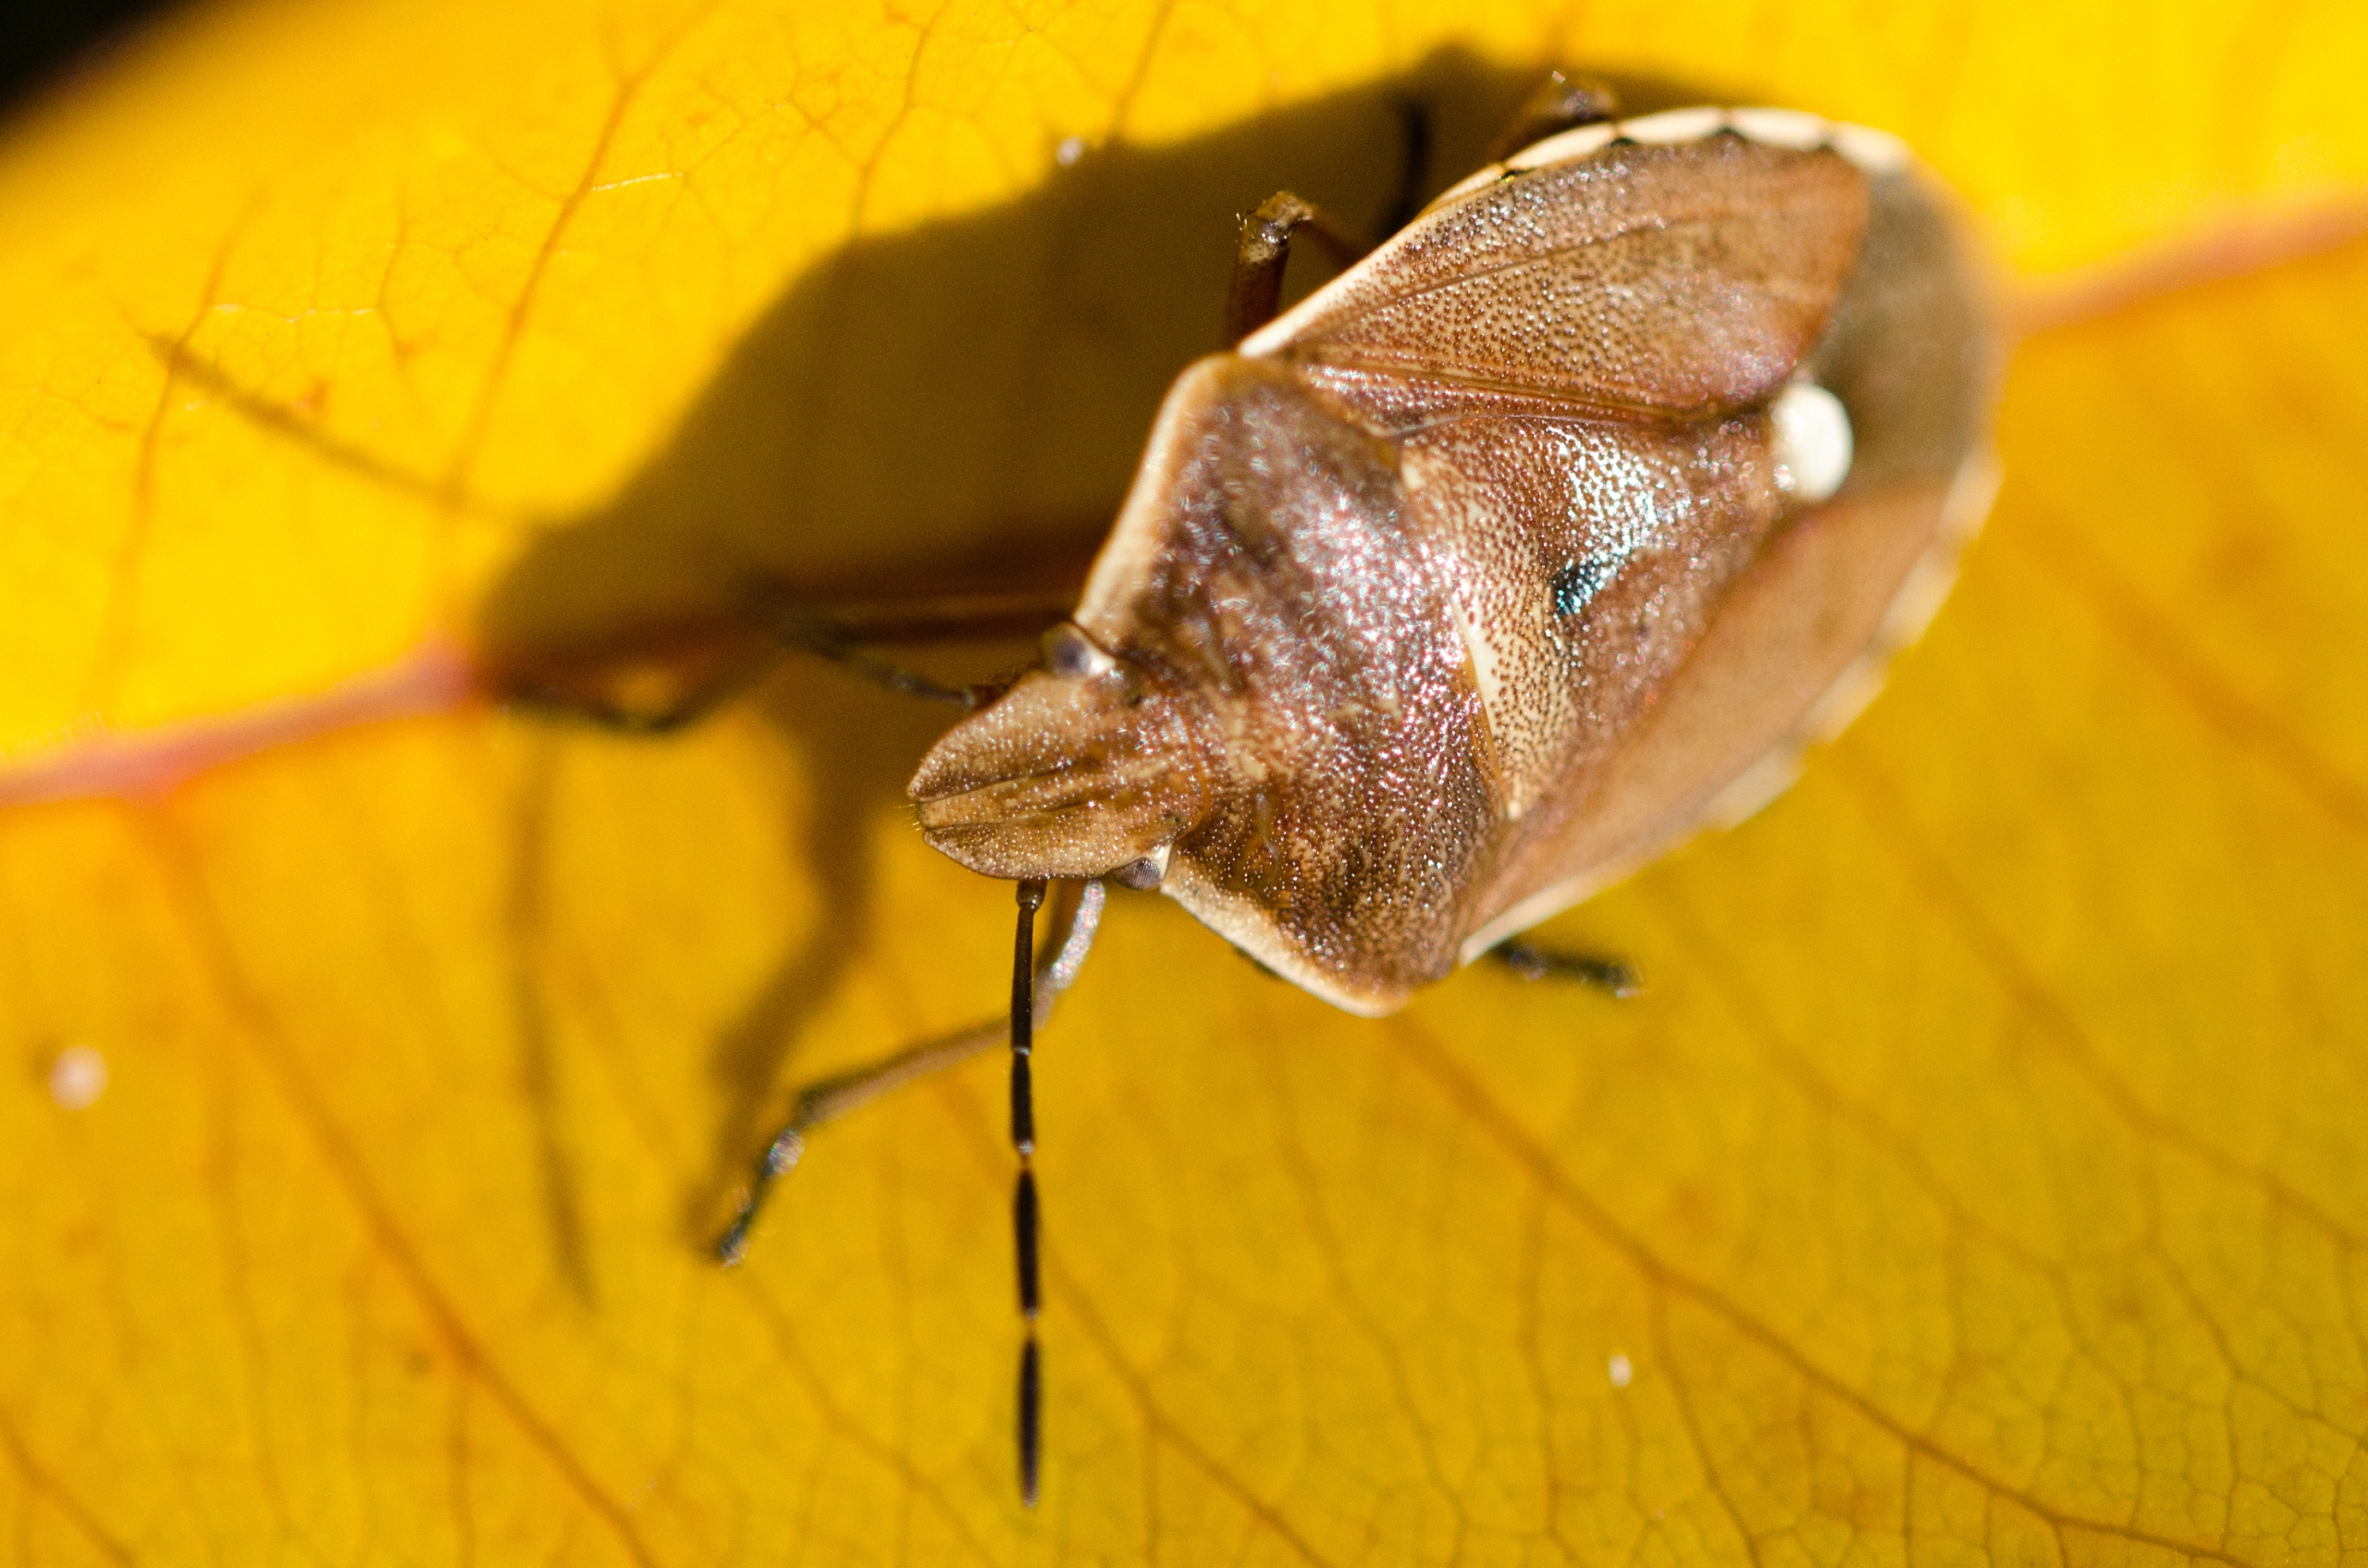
[1770,381,1854,504]
[1077,357,1233,620]
[1443,595,1509,728]
[1454,447,2003,967]
[1407,439,1524,821]
[1238,106,1887,360]
[1502,121,1619,175]
[1781,452,1999,757]
[1167,867,1405,1017]
[1442,590,1529,821]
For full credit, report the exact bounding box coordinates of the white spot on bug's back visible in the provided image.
[49,1044,107,1110]
[1608,1352,1634,1388]
[1055,136,1089,167]
[1830,122,1911,175]
[1505,121,1618,171]
[1725,107,1829,150]
[1618,107,1724,145]
[1770,382,1853,505]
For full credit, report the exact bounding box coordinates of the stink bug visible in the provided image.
[711,78,2001,1507]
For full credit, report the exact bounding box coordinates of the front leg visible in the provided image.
[494,583,1080,734]
[1224,191,1370,344]
[711,879,1107,1266]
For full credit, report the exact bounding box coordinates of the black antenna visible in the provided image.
[1011,878,1047,1506]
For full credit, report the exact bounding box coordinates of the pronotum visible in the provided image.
[712,76,2001,1506]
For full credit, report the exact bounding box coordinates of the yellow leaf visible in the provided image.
[4,1,2366,1562]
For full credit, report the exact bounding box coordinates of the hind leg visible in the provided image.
[1484,70,1622,163]
[1490,938,1641,999]
[499,583,1080,733]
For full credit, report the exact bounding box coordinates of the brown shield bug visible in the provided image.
[714,79,2001,1506]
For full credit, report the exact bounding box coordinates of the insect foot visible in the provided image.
[1491,938,1643,999]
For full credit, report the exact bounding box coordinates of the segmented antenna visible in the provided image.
[1011,878,1047,1506]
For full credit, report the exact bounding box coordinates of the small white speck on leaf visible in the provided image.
[1607,1352,1634,1388]
[1055,135,1088,167]
[49,1044,107,1110]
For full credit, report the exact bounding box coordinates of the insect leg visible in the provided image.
[1481,70,1622,164]
[763,602,995,709]
[1010,878,1046,1506]
[499,641,773,735]
[760,583,1092,708]
[712,880,1106,1266]
[1224,191,1370,344]
[497,627,964,732]
[1490,938,1641,999]
[499,583,1080,733]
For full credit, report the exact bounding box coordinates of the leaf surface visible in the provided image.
[3,2,2366,1563]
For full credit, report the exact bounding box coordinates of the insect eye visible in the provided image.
[1113,844,1171,890]
[1042,623,1118,680]
[1552,559,1615,618]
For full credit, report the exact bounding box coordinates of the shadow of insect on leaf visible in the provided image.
[472,49,1726,1269]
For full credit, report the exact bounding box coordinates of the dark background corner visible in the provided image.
[0,0,184,117]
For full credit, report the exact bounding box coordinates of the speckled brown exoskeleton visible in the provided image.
[711,78,2001,1506]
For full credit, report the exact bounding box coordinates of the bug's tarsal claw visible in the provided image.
[1018,1336,1043,1506]
[712,1208,759,1267]
[712,1127,808,1266]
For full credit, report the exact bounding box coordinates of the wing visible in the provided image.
[1425,132,2003,958]
[1242,121,1874,419]
[1399,407,1792,827]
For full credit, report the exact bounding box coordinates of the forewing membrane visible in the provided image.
[1259,137,1870,417]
